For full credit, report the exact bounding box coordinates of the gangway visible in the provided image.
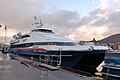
[32,49,72,71]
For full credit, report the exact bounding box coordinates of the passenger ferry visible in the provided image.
[8,18,110,75]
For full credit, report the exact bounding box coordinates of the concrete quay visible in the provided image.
[0,52,96,80]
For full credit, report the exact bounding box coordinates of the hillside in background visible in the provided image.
[99,33,120,43]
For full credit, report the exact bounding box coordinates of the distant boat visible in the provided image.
[8,18,110,75]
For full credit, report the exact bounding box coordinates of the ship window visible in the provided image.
[32,29,54,33]
[35,42,76,46]
[10,42,76,48]
[55,42,65,46]
[10,43,34,48]
[38,29,53,33]
[64,42,77,46]
[21,35,30,38]
[32,29,37,32]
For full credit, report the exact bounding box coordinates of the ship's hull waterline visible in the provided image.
[9,48,106,75]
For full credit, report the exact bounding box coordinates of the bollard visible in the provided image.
[7,53,10,60]
[95,72,104,80]
[95,77,104,80]
[95,72,102,77]
[30,57,33,63]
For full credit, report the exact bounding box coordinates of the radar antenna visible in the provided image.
[32,17,44,28]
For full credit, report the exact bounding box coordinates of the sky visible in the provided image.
[0,0,120,43]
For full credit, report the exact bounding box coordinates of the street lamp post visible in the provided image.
[0,25,2,44]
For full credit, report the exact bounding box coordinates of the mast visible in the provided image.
[32,17,44,28]
[0,25,7,44]
[0,25,2,44]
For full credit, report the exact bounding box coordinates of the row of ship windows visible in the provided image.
[32,29,54,33]
[10,42,77,48]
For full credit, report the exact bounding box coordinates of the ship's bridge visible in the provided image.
[31,28,54,34]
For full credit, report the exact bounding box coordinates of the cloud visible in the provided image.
[67,9,110,40]
[68,25,109,41]
[0,0,46,43]
[0,0,45,31]
[0,0,81,43]
[99,0,120,10]
[0,0,120,44]
[42,10,80,36]
[0,0,80,35]
[46,10,80,27]
[68,0,120,41]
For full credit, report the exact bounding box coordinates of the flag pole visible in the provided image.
[0,25,2,44]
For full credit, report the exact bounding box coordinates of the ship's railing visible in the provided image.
[34,54,60,66]
[99,63,120,80]
[32,54,72,67]
[107,50,120,53]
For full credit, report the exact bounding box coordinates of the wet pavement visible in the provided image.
[0,52,41,80]
[0,52,96,80]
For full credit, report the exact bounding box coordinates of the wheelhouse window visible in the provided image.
[32,29,54,33]
[21,35,30,38]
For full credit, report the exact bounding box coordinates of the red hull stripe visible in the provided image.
[16,48,47,51]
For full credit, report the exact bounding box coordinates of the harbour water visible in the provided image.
[0,52,96,80]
